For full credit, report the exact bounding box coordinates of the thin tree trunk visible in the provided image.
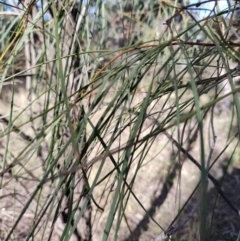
[17,1,92,239]
[51,2,92,240]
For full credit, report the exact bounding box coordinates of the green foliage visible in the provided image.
[0,0,240,241]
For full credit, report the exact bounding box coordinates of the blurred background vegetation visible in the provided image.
[0,0,240,240]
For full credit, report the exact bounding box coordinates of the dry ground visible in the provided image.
[0,71,240,241]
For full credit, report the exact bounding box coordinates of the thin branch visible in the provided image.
[163,131,239,216]
[0,114,33,143]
